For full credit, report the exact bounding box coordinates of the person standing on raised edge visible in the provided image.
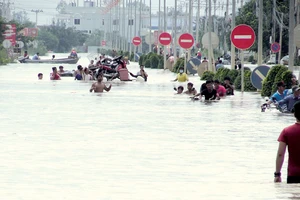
[274,101,300,183]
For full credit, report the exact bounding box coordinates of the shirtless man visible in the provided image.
[90,74,112,93]
[184,82,197,95]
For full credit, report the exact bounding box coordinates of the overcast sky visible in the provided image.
[11,0,245,25]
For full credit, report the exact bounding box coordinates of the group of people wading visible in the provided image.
[173,67,234,100]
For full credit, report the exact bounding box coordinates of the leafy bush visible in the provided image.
[248,55,254,62]
[0,48,9,65]
[150,54,159,68]
[227,69,239,83]
[158,55,164,69]
[281,70,295,90]
[271,66,288,93]
[234,69,254,91]
[144,59,151,68]
[261,65,287,97]
[201,71,215,80]
[214,68,230,81]
[173,57,185,73]
[139,54,145,65]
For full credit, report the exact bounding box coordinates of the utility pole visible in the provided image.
[174,0,177,64]
[139,0,142,53]
[278,13,283,64]
[288,0,295,71]
[195,0,200,51]
[129,0,133,57]
[157,0,161,55]
[122,0,126,51]
[257,0,263,65]
[31,9,43,27]
[149,0,152,53]
[187,0,192,63]
[272,0,276,43]
[230,0,235,69]
[208,0,213,72]
[163,0,167,70]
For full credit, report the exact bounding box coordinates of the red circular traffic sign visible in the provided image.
[178,33,194,49]
[132,36,141,46]
[271,42,280,53]
[230,24,255,50]
[158,32,172,46]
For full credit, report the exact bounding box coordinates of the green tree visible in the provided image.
[84,29,104,46]
[37,29,59,51]
[234,0,289,58]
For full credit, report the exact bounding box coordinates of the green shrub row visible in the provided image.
[139,52,164,69]
[0,46,10,65]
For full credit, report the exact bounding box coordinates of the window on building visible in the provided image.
[74,19,80,25]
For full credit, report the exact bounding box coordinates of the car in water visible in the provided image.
[280,55,289,65]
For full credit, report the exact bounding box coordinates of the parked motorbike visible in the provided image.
[94,55,127,80]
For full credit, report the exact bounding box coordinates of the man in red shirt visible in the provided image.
[50,67,61,80]
[275,101,300,183]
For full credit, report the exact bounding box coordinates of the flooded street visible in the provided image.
[0,54,299,199]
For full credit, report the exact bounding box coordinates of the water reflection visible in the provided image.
[0,55,298,199]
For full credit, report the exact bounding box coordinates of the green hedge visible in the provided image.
[234,69,256,91]
[261,65,287,97]
[201,71,215,80]
[150,54,159,68]
[271,66,288,94]
[227,69,239,83]
[214,68,231,82]
[173,57,185,73]
[144,59,151,68]
[0,47,9,65]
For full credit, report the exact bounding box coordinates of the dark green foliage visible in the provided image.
[139,54,145,65]
[158,55,164,69]
[261,65,287,97]
[248,55,254,62]
[235,1,289,57]
[144,59,151,68]
[234,69,255,91]
[271,66,288,93]
[201,71,215,81]
[214,68,230,82]
[173,57,185,73]
[281,71,295,90]
[227,69,239,83]
[244,70,257,91]
[150,54,159,68]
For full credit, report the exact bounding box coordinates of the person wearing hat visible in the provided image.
[276,85,300,113]
[274,101,300,183]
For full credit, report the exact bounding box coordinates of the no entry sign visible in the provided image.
[132,36,141,46]
[178,33,194,49]
[230,24,255,50]
[159,32,172,46]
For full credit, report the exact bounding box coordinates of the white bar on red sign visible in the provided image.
[234,35,252,39]
[181,39,193,43]
[160,38,170,41]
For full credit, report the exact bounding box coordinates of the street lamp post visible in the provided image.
[31,9,43,27]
